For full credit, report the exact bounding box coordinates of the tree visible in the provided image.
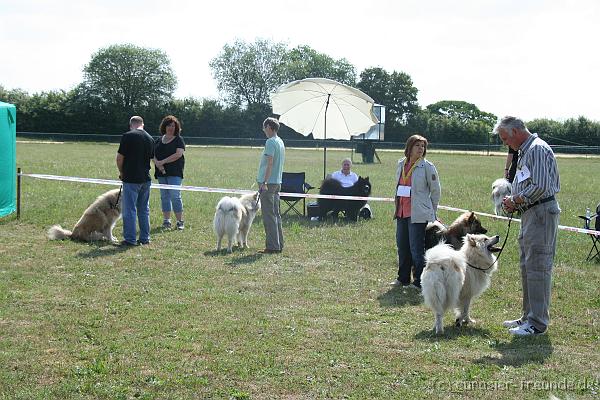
[357,67,420,141]
[282,45,356,85]
[357,67,419,124]
[425,100,497,127]
[0,86,31,114]
[526,118,565,145]
[421,100,497,144]
[210,39,288,107]
[79,44,177,113]
[0,86,79,132]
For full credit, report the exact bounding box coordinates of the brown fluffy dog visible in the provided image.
[47,188,122,242]
[425,211,488,250]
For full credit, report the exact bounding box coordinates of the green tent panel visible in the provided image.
[0,101,16,217]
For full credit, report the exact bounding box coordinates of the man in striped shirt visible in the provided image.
[495,116,561,336]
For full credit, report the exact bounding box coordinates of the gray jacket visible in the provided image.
[394,158,441,223]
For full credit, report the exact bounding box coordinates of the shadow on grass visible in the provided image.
[203,247,250,257]
[474,335,553,367]
[150,226,169,235]
[225,253,264,266]
[377,286,423,307]
[281,214,372,228]
[204,249,225,257]
[282,215,320,228]
[203,248,263,266]
[75,242,131,258]
[74,227,171,258]
[414,324,492,341]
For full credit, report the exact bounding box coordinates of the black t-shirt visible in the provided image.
[508,147,519,183]
[117,129,155,183]
[154,135,186,178]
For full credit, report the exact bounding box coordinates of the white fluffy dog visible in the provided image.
[47,188,122,243]
[213,192,260,253]
[421,233,501,334]
[491,178,511,216]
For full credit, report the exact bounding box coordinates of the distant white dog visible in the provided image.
[421,233,501,334]
[491,178,511,216]
[213,192,260,253]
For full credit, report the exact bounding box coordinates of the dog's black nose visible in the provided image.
[494,235,499,240]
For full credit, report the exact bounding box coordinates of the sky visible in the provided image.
[1,0,599,122]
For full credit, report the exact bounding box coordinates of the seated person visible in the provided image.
[329,158,358,188]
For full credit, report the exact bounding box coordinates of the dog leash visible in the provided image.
[110,185,123,210]
[466,212,514,272]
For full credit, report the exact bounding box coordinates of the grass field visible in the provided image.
[1,141,599,399]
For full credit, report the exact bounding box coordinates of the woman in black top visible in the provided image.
[154,115,186,230]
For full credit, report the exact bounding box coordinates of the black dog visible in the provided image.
[318,176,372,221]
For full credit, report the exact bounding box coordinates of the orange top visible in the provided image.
[396,162,413,218]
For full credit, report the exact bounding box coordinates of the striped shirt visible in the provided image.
[511,133,560,208]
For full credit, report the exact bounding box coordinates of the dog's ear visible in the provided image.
[466,233,476,246]
[468,212,475,222]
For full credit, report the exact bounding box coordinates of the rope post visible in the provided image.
[17,167,21,220]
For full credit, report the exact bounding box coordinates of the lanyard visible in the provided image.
[401,157,421,182]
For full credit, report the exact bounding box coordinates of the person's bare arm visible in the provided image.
[116,153,125,180]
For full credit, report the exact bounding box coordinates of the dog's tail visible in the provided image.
[47,225,72,240]
[422,263,448,313]
[422,270,449,313]
[215,204,240,220]
[214,203,241,234]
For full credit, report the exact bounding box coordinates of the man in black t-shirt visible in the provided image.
[116,116,155,246]
[505,147,519,183]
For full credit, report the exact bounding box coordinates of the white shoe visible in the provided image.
[503,318,526,328]
[509,322,547,336]
[389,279,402,286]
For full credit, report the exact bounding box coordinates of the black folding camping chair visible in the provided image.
[578,203,600,262]
[280,172,314,216]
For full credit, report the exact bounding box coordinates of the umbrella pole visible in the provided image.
[323,94,330,180]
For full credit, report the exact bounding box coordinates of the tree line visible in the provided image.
[2,41,599,146]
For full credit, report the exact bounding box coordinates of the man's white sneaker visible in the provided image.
[389,279,402,286]
[503,318,526,328]
[509,322,547,336]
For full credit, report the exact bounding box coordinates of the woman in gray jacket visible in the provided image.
[391,134,441,289]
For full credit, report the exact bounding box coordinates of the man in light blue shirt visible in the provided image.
[257,117,285,253]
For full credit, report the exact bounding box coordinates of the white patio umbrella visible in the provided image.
[270,78,378,179]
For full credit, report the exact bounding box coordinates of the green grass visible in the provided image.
[1,141,599,399]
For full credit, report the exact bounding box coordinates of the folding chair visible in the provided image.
[280,172,314,216]
[578,203,600,262]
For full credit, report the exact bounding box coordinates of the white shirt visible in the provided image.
[331,170,359,188]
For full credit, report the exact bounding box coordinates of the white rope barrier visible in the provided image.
[18,172,600,237]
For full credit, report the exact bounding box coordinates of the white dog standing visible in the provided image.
[491,178,511,216]
[213,192,260,253]
[421,233,501,334]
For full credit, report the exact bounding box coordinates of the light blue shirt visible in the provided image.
[257,135,285,184]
